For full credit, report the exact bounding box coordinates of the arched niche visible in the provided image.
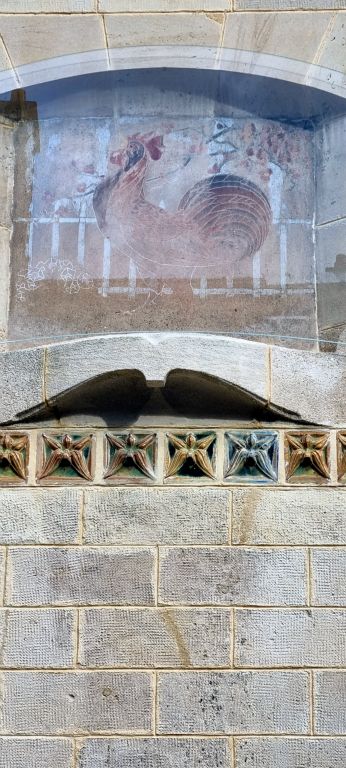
[2,65,345,354]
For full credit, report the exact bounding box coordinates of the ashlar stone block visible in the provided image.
[0,549,5,603]
[0,1,96,9]
[0,15,106,68]
[7,547,156,606]
[223,10,333,62]
[235,738,346,768]
[312,549,346,606]
[270,346,345,426]
[314,671,346,734]
[0,347,45,424]
[77,737,231,767]
[0,228,10,337]
[0,488,80,544]
[235,608,346,667]
[101,0,228,9]
[159,547,307,605]
[84,487,229,545]
[0,738,74,768]
[316,114,346,226]
[79,607,231,668]
[232,489,346,545]
[158,671,310,734]
[0,122,14,230]
[0,608,75,668]
[0,671,153,735]
[105,12,222,51]
[234,0,346,8]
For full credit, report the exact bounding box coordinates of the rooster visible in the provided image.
[93,132,272,280]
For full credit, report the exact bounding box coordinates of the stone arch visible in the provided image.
[1,46,345,99]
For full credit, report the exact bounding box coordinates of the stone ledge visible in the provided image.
[1,333,344,426]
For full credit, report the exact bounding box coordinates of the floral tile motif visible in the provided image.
[104,432,157,483]
[165,431,216,481]
[224,430,278,483]
[37,433,94,484]
[285,431,330,484]
[0,432,29,485]
[337,432,346,482]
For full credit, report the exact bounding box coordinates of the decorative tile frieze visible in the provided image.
[284,431,330,484]
[165,432,216,481]
[0,432,29,485]
[337,432,346,483]
[37,433,95,485]
[0,427,340,487]
[224,430,278,483]
[104,432,157,483]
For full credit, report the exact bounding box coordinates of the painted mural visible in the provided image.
[11,108,316,344]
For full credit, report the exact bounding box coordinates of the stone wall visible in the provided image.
[0,420,345,767]
[0,1,345,766]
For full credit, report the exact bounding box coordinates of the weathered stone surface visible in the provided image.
[0,15,105,68]
[159,547,307,605]
[235,0,346,8]
[84,488,229,545]
[0,608,75,668]
[102,0,228,7]
[105,12,222,50]
[235,738,346,767]
[0,671,153,735]
[0,1,95,9]
[315,219,346,345]
[316,115,346,225]
[79,607,231,668]
[0,347,45,424]
[0,548,5,604]
[318,12,346,73]
[312,549,346,605]
[232,489,346,545]
[0,123,14,230]
[270,346,345,425]
[235,609,346,667]
[157,671,309,734]
[7,547,156,606]
[0,228,10,337]
[0,550,4,601]
[77,737,231,767]
[223,10,332,61]
[46,334,269,401]
[314,671,346,734]
[0,738,74,767]
[0,489,80,544]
